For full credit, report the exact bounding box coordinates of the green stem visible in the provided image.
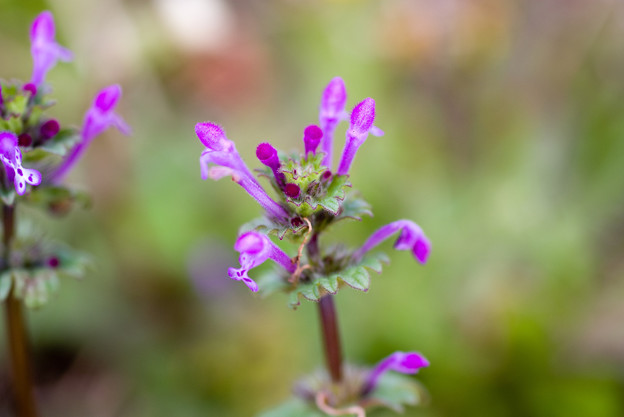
[307,232,343,383]
[3,204,38,417]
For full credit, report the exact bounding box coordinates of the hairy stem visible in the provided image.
[308,233,344,383]
[3,204,38,417]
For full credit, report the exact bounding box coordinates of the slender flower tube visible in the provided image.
[303,125,323,156]
[30,11,73,86]
[319,77,347,168]
[353,219,431,264]
[336,98,384,176]
[256,142,285,187]
[0,132,42,195]
[228,231,296,292]
[197,123,289,221]
[49,85,130,183]
[362,351,429,395]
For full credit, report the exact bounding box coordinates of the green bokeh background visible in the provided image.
[1,0,624,416]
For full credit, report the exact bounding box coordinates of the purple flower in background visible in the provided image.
[319,77,348,168]
[353,219,431,264]
[336,98,384,176]
[0,132,42,195]
[50,85,130,183]
[197,122,289,221]
[30,11,73,86]
[228,231,296,292]
[362,351,429,395]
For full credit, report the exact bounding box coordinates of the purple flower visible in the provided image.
[319,77,348,168]
[228,231,296,292]
[50,85,130,183]
[353,219,431,264]
[30,11,73,86]
[256,142,285,187]
[362,351,429,395]
[0,132,42,195]
[303,125,323,156]
[336,98,384,176]
[197,122,289,221]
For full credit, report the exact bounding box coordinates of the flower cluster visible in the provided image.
[0,11,129,308]
[196,76,430,294]
[0,11,130,200]
[196,77,431,414]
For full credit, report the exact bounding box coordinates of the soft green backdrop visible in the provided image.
[1,0,624,416]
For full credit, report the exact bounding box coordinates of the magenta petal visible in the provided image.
[350,98,376,135]
[195,122,231,151]
[363,351,429,395]
[303,125,323,155]
[30,11,55,42]
[354,219,430,265]
[95,84,121,112]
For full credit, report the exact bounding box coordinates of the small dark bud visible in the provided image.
[291,217,304,227]
[306,180,320,197]
[284,183,301,199]
[23,83,38,96]
[321,170,332,182]
[40,119,60,140]
[18,133,32,147]
[47,257,60,268]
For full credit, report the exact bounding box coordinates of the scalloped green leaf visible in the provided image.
[257,399,325,417]
[316,175,350,215]
[239,216,307,240]
[369,372,426,413]
[6,94,28,116]
[288,252,389,308]
[337,195,372,222]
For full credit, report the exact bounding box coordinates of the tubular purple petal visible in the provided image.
[195,122,232,151]
[362,351,429,395]
[336,98,379,176]
[30,11,73,86]
[319,77,347,168]
[353,219,431,264]
[49,85,130,183]
[199,145,289,221]
[256,142,285,186]
[303,125,323,155]
[228,231,295,292]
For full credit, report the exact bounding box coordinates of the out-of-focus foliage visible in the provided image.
[1,0,624,416]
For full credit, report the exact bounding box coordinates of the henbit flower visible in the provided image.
[49,85,130,184]
[0,132,42,195]
[336,98,385,176]
[303,125,323,156]
[227,231,296,292]
[352,219,431,264]
[319,77,348,168]
[197,122,289,221]
[362,351,429,396]
[30,11,73,86]
[256,142,285,187]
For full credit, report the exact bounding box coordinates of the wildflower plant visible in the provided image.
[1,11,129,416]
[196,77,431,416]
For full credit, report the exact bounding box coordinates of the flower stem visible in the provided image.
[3,204,38,417]
[307,233,344,383]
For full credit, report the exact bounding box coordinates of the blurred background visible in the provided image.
[1,0,624,416]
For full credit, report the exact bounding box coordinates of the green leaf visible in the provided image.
[6,94,27,115]
[368,372,426,413]
[239,216,307,240]
[288,252,389,308]
[257,399,325,417]
[337,195,372,222]
[0,187,16,206]
[39,128,80,156]
[316,175,351,215]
